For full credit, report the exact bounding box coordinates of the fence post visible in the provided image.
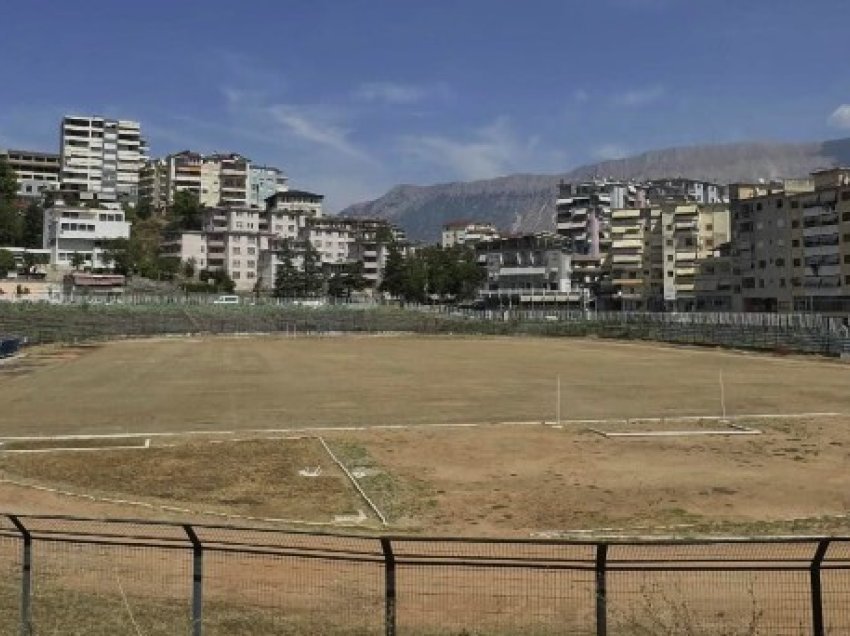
[380,537,397,636]
[595,543,608,636]
[184,524,203,636]
[810,539,830,636]
[8,515,32,636]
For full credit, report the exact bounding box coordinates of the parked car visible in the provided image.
[213,295,240,305]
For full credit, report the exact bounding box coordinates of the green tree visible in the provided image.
[0,249,15,277]
[273,241,300,298]
[169,191,203,231]
[328,261,368,298]
[0,156,21,246]
[379,243,407,297]
[101,238,132,275]
[21,201,43,248]
[182,257,197,279]
[0,157,17,202]
[301,242,325,296]
[135,200,153,221]
[70,252,86,270]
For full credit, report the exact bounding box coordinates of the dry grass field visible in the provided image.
[1,334,849,436]
[1,334,849,536]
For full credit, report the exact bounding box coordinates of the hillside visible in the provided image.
[340,138,850,241]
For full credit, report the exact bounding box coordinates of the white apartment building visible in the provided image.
[475,234,578,305]
[441,221,500,248]
[140,152,287,213]
[59,116,148,204]
[0,148,60,198]
[43,201,131,269]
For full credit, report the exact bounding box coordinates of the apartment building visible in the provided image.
[695,243,735,310]
[42,200,131,269]
[59,116,148,204]
[162,207,271,291]
[139,152,286,213]
[647,178,727,205]
[260,217,406,291]
[661,203,730,311]
[730,178,814,312]
[250,165,288,208]
[0,148,60,198]
[475,233,578,305]
[441,221,500,248]
[609,207,663,310]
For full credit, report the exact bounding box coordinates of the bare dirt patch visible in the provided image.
[320,417,850,536]
[0,437,367,524]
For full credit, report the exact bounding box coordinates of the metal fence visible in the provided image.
[1,302,848,357]
[0,514,848,635]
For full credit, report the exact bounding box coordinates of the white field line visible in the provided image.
[0,412,843,442]
[317,436,389,526]
[1,438,152,453]
[588,428,762,438]
[0,477,372,529]
[532,509,850,539]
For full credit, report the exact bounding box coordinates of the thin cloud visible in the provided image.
[592,143,629,160]
[354,82,427,104]
[827,104,850,129]
[397,118,561,181]
[613,85,666,107]
[223,87,372,161]
[572,88,589,103]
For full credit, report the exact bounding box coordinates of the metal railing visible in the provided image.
[0,514,848,635]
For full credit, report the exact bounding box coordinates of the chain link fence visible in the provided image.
[0,515,848,635]
[1,302,848,356]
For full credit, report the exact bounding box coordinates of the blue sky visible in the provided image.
[2,0,850,210]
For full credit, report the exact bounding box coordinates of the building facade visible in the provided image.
[139,152,287,213]
[441,221,500,248]
[0,148,60,198]
[59,116,148,204]
[475,234,579,305]
[43,201,131,269]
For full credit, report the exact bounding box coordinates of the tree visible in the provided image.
[169,191,203,231]
[0,157,17,203]
[21,201,43,248]
[101,238,132,275]
[135,200,153,221]
[0,249,15,277]
[182,257,197,279]
[273,241,300,298]
[70,252,86,270]
[328,262,368,299]
[301,242,325,296]
[379,244,407,298]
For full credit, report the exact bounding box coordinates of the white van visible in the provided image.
[213,295,240,305]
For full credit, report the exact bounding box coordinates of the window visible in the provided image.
[666,271,673,278]
[843,212,850,222]
[775,258,785,266]
[776,199,783,208]
[758,279,765,288]
[232,271,241,279]
[792,239,800,248]
[232,260,241,268]
[791,200,799,209]
[756,202,763,211]
[793,259,801,267]
[666,255,673,262]
[232,247,241,255]
[247,271,255,279]
[842,191,850,201]
[779,279,786,288]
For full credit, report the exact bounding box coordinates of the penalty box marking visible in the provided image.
[0,412,841,442]
[0,438,152,453]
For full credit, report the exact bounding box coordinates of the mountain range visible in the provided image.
[339,138,850,242]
